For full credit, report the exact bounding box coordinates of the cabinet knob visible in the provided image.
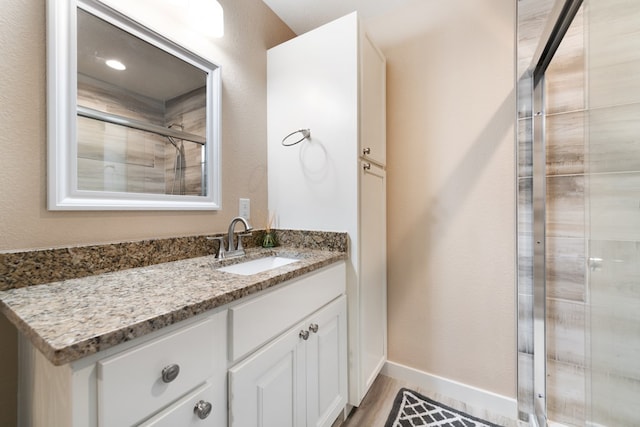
[194,400,213,420]
[299,330,310,340]
[161,364,180,383]
[309,323,319,333]
[363,147,371,155]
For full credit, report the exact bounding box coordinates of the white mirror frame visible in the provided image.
[47,0,222,210]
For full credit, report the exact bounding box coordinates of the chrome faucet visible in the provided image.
[226,216,253,257]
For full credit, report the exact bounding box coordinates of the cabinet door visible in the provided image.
[228,324,306,427]
[306,296,348,427]
[360,31,386,165]
[359,163,387,399]
[267,13,359,232]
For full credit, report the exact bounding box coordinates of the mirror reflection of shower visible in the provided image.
[167,123,186,195]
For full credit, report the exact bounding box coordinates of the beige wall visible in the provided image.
[371,0,517,397]
[0,0,293,424]
[0,0,293,253]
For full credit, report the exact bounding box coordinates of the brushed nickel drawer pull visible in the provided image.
[161,364,180,383]
[194,400,212,419]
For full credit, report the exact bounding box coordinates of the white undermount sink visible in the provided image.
[217,256,300,276]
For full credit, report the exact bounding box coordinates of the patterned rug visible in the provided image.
[384,388,502,427]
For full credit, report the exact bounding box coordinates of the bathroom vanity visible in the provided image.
[1,248,347,427]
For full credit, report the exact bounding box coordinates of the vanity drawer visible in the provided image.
[140,381,219,427]
[229,261,345,362]
[97,318,216,427]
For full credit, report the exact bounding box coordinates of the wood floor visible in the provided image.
[340,374,401,427]
[339,375,525,427]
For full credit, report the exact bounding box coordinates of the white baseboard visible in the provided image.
[382,361,518,420]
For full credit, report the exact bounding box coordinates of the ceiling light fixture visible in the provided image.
[105,59,126,71]
[189,0,224,38]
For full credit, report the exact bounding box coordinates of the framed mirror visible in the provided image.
[47,0,221,210]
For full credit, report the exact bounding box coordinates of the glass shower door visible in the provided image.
[586,0,640,425]
[518,0,640,424]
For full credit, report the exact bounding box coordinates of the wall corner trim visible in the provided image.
[382,361,518,421]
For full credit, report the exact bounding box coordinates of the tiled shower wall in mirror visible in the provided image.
[77,77,206,196]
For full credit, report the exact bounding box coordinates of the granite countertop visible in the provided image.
[0,247,346,366]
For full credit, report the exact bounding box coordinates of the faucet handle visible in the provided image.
[237,232,253,251]
[207,236,226,259]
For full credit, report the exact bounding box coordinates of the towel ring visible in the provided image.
[282,129,311,146]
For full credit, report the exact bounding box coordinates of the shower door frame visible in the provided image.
[527,0,583,425]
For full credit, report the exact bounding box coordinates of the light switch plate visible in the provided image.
[239,198,250,219]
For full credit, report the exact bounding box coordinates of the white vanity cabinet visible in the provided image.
[19,309,229,427]
[227,261,347,427]
[228,296,347,427]
[17,260,347,427]
[97,319,219,427]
